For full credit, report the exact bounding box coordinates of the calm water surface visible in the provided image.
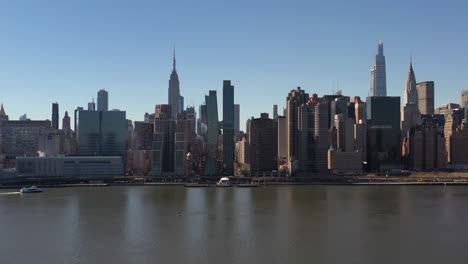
[1,185,468,264]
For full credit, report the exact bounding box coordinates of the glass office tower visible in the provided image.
[366,96,401,171]
[205,91,219,176]
[77,110,127,157]
[222,80,235,175]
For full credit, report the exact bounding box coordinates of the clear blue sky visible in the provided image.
[1,0,467,130]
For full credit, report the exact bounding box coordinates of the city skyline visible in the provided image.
[1,41,466,131]
[3,2,468,263]
[0,47,464,132]
[1,1,467,130]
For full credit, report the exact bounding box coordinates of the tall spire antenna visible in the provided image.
[173,46,176,72]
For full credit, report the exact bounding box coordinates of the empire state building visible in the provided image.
[370,41,387,96]
[168,51,181,118]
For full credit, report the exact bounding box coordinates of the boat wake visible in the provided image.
[0,192,21,195]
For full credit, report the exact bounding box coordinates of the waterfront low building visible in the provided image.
[328,149,363,175]
[1,120,52,168]
[16,156,123,178]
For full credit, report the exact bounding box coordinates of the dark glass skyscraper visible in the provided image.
[370,41,387,96]
[234,104,240,135]
[52,102,59,129]
[97,89,109,111]
[152,105,175,175]
[222,80,235,175]
[366,96,401,171]
[205,91,219,176]
[77,110,127,157]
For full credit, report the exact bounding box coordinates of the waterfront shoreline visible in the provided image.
[2,180,468,189]
[2,172,468,189]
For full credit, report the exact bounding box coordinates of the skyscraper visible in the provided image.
[134,121,154,150]
[402,61,421,138]
[354,97,366,124]
[461,90,468,107]
[330,97,350,127]
[273,105,278,120]
[402,116,446,170]
[52,102,59,129]
[417,81,435,115]
[334,114,355,152]
[100,111,128,156]
[277,116,287,168]
[168,50,181,118]
[62,111,75,155]
[370,41,387,96]
[366,96,401,171]
[249,113,278,176]
[88,99,95,111]
[298,100,316,172]
[151,108,189,176]
[77,110,127,157]
[155,104,172,119]
[445,114,468,166]
[74,106,84,133]
[286,87,309,174]
[97,89,109,111]
[444,110,466,165]
[197,104,207,137]
[179,96,184,114]
[404,61,418,105]
[185,106,196,134]
[234,104,240,135]
[174,113,188,176]
[62,111,71,136]
[222,81,235,175]
[314,99,330,172]
[152,105,175,176]
[205,91,219,176]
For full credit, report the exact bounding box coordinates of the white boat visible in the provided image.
[20,186,43,193]
[216,177,231,187]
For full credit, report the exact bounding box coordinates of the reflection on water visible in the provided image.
[1,185,468,264]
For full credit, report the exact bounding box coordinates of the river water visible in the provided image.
[1,185,467,264]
